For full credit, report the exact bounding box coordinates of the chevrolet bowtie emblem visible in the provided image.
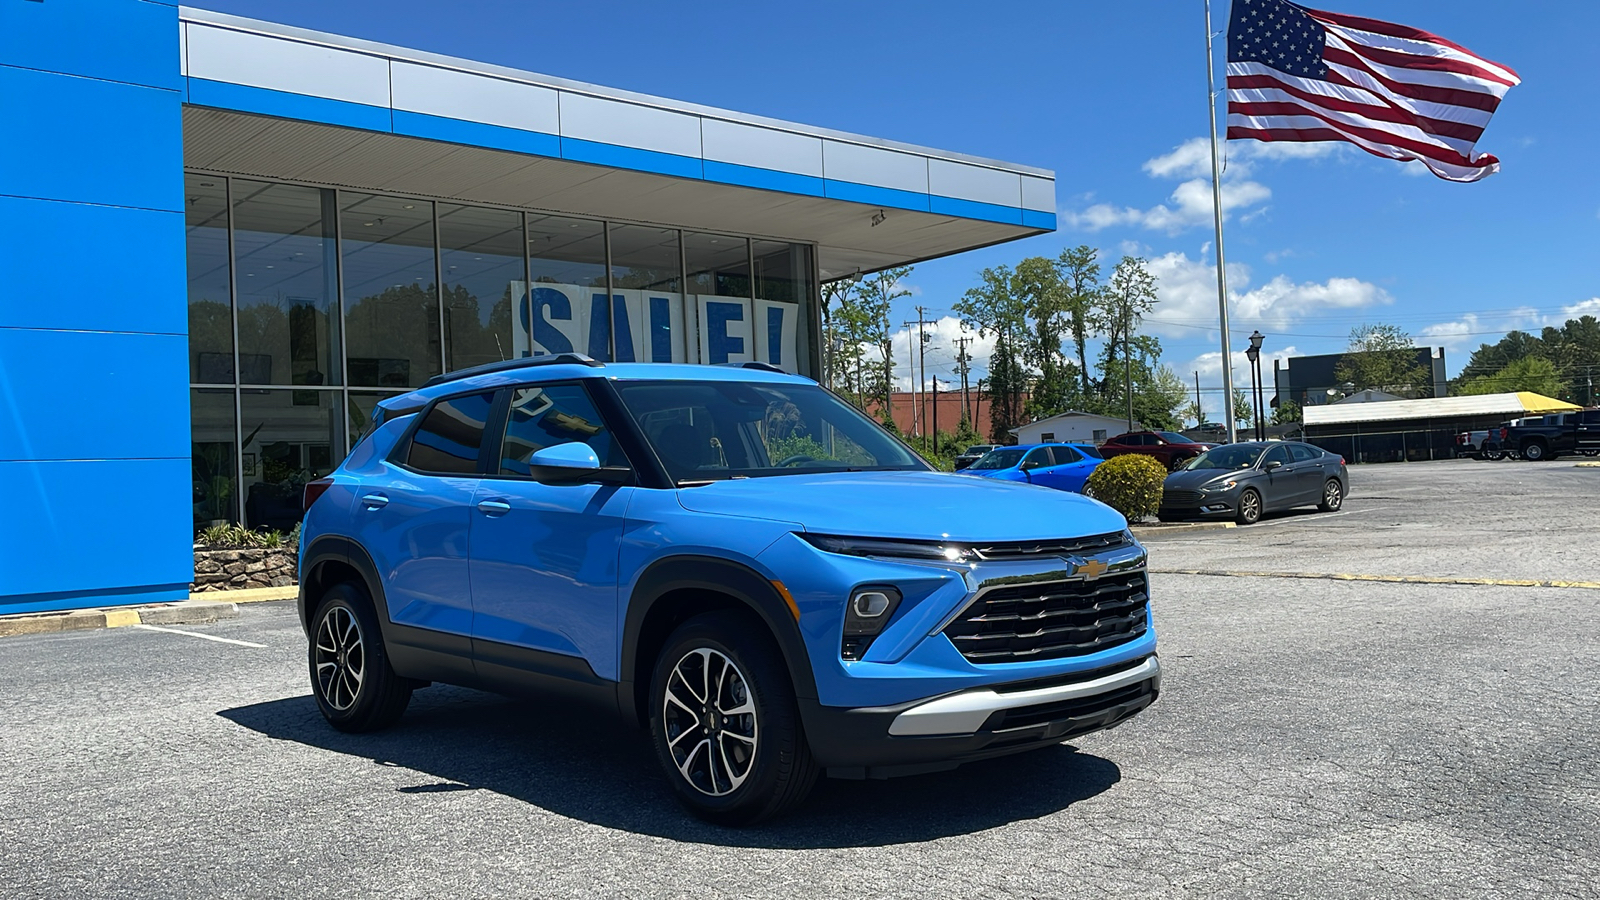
[1076,558,1109,579]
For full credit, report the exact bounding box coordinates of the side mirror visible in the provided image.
[1021,460,1041,470]
[1263,460,1283,471]
[527,441,602,483]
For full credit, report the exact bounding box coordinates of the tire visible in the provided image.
[1168,455,1191,472]
[1235,488,1262,525]
[648,610,818,825]
[309,582,413,733]
[1521,440,1548,461]
[1318,478,1344,512]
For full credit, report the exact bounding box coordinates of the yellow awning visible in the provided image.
[1515,392,1582,413]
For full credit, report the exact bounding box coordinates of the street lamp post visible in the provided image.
[1246,330,1266,441]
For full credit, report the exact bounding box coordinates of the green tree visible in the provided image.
[1335,324,1433,398]
[1013,256,1081,421]
[857,267,910,415]
[956,264,1031,442]
[1055,245,1103,397]
[1094,257,1160,419]
[1231,388,1255,428]
[1272,399,1302,426]
[1455,355,1564,396]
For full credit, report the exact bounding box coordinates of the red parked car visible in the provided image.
[1099,431,1214,471]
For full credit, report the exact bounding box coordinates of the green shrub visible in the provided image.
[195,522,297,550]
[1085,454,1168,521]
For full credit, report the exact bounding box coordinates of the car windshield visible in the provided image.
[962,445,994,456]
[1186,444,1266,470]
[969,448,1027,470]
[613,379,927,485]
[1158,432,1191,444]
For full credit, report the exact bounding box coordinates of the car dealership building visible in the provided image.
[0,1,1056,614]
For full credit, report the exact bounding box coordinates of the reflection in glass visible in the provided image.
[191,389,238,530]
[608,225,682,364]
[341,194,440,388]
[232,181,341,386]
[347,390,406,454]
[684,232,750,298]
[239,390,345,531]
[185,176,232,383]
[440,204,524,371]
[753,241,815,373]
[522,215,607,359]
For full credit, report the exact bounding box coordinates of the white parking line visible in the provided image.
[132,624,267,648]
[1238,505,1394,528]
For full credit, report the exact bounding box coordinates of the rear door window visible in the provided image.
[1289,444,1320,463]
[405,391,496,474]
[1050,445,1082,465]
[498,383,629,476]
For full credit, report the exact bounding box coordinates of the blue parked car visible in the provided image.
[961,442,1104,494]
[298,355,1159,824]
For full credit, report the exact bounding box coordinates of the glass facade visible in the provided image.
[184,172,818,535]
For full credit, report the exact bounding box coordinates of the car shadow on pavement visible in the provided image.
[219,685,1121,848]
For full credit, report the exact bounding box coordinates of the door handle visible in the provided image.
[477,499,512,516]
[360,493,389,509]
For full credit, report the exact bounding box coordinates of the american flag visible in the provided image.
[1225,0,1520,182]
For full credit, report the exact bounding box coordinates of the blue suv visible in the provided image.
[298,355,1159,823]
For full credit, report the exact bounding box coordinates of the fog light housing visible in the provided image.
[841,586,902,661]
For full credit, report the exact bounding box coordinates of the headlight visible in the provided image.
[841,585,903,660]
[1200,480,1238,493]
[800,533,976,563]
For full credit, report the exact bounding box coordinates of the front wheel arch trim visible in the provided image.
[620,556,819,726]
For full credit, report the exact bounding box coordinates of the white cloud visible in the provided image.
[1563,298,1600,319]
[1064,177,1271,236]
[884,316,995,391]
[1139,251,1391,340]
[1181,345,1301,383]
[1064,137,1352,235]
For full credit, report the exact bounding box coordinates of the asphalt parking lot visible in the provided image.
[2,459,1597,899]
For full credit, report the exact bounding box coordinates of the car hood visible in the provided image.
[1164,467,1255,490]
[674,470,1125,541]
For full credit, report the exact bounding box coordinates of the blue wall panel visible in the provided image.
[0,65,182,211]
[0,0,188,613]
[929,195,1024,226]
[0,0,179,90]
[0,458,193,605]
[702,160,825,198]
[822,180,931,214]
[393,110,560,159]
[0,329,190,462]
[561,138,704,181]
[187,77,392,134]
[0,197,186,334]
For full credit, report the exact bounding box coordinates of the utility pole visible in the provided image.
[931,375,940,453]
[1194,370,1203,425]
[901,307,931,443]
[955,335,973,428]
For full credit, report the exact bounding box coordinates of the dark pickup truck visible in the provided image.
[1495,409,1600,461]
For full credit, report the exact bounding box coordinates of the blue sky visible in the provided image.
[201,0,1598,405]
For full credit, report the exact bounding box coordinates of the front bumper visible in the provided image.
[803,654,1161,778]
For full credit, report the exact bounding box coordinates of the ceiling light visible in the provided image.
[363,221,374,227]
[199,182,215,187]
[403,204,415,209]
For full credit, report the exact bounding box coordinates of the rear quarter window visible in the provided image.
[405,391,496,474]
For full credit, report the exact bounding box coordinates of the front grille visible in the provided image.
[965,531,1128,561]
[942,572,1149,663]
[1162,489,1203,504]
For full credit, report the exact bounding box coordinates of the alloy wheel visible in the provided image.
[1323,481,1343,510]
[1240,491,1261,523]
[661,648,758,797]
[314,606,366,711]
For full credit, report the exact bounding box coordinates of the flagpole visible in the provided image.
[1206,0,1238,444]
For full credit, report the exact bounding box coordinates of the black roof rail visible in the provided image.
[420,353,603,388]
[719,361,789,374]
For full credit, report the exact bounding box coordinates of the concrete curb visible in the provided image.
[0,599,241,639]
[1576,461,1600,468]
[189,585,298,604]
[1131,521,1237,536]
